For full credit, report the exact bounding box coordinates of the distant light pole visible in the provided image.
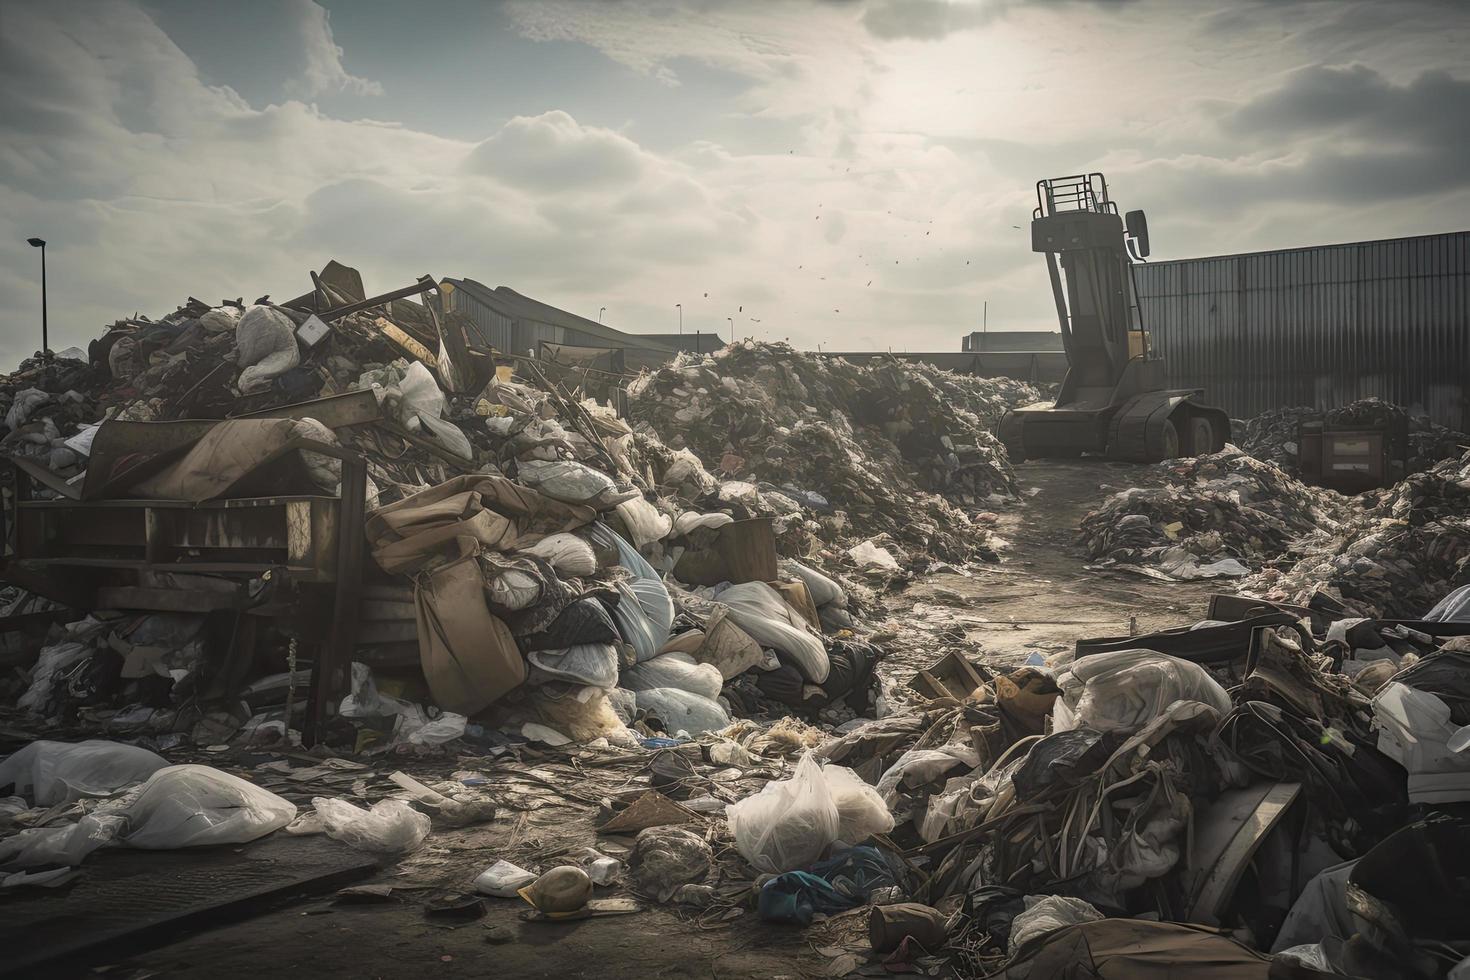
[675,303,682,336]
[598,306,606,323]
[26,237,47,355]
[726,317,733,344]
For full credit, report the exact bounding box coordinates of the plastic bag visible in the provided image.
[779,560,845,608]
[1008,895,1103,954]
[0,739,168,806]
[416,413,473,460]
[475,859,538,897]
[630,826,711,902]
[1372,681,1470,802]
[691,608,765,680]
[532,686,638,746]
[311,797,430,853]
[615,496,673,547]
[4,388,49,431]
[0,764,298,868]
[197,306,240,333]
[527,644,620,689]
[622,653,724,701]
[673,511,735,536]
[727,752,842,874]
[593,524,673,661]
[518,459,633,509]
[235,306,301,393]
[521,533,597,577]
[875,747,975,806]
[847,539,900,571]
[663,449,718,496]
[1051,649,1232,733]
[822,764,895,843]
[485,566,543,612]
[397,360,446,426]
[635,688,731,736]
[714,581,829,683]
[17,639,94,715]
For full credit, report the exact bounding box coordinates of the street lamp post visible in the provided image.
[726,317,733,344]
[26,238,47,355]
[675,303,682,336]
[599,306,606,323]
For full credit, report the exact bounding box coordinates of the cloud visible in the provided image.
[464,111,648,190]
[284,0,384,98]
[860,0,1136,40]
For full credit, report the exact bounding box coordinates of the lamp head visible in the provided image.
[27,238,45,248]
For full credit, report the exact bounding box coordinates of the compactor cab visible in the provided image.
[998,173,1229,463]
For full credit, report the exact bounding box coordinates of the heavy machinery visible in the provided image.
[999,173,1229,462]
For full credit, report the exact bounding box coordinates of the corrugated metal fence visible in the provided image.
[1134,231,1469,430]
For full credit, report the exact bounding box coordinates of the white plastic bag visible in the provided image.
[521,533,597,577]
[635,688,731,736]
[397,360,446,426]
[714,581,829,683]
[416,413,473,460]
[235,305,301,393]
[518,459,633,509]
[847,539,900,571]
[0,764,298,868]
[616,496,673,547]
[1051,649,1232,733]
[475,859,538,898]
[1008,895,1103,954]
[0,739,168,806]
[621,653,724,701]
[779,560,845,608]
[17,640,92,715]
[311,797,430,853]
[821,764,895,843]
[673,511,734,536]
[727,752,841,874]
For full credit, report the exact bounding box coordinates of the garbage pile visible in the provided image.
[627,343,1040,566]
[0,261,927,759]
[1241,447,1470,618]
[1236,397,1468,474]
[1079,447,1349,580]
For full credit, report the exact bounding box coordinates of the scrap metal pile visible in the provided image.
[628,343,1040,567]
[1079,447,1349,581]
[1242,447,1470,618]
[1237,398,1468,474]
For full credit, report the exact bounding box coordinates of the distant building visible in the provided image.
[633,333,726,355]
[960,331,1063,352]
[441,279,681,371]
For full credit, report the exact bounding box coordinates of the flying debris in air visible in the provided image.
[866,280,872,286]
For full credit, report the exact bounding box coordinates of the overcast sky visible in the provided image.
[2,0,1467,365]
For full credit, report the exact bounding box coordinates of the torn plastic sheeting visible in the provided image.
[527,644,620,690]
[0,764,297,868]
[874,747,976,808]
[591,523,673,661]
[621,652,724,701]
[848,539,900,571]
[1008,895,1104,955]
[310,797,430,854]
[396,360,446,427]
[1051,649,1233,734]
[0,739,169,806]
[712,581,829,684]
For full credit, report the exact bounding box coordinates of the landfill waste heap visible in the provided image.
[628,343,1038,567]
[1236,397,1468,475]
[1078,446,1350,581]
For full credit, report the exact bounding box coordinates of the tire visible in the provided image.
[1157,419,1179,462]
[1189,416,1215,456]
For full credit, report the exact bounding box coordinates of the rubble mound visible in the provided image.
[1241,448,1470,617]
[627,342,1040,564]
[1079,448,1348,579]
[1237,397,1468,473]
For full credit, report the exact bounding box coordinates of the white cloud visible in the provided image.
[284,0,384,98]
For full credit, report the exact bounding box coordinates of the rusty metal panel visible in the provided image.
[1136,231,1470,430]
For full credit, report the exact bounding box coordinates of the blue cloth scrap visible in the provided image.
[758,846,898,925]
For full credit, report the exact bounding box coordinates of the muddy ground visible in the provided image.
[72,461,1226,979]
